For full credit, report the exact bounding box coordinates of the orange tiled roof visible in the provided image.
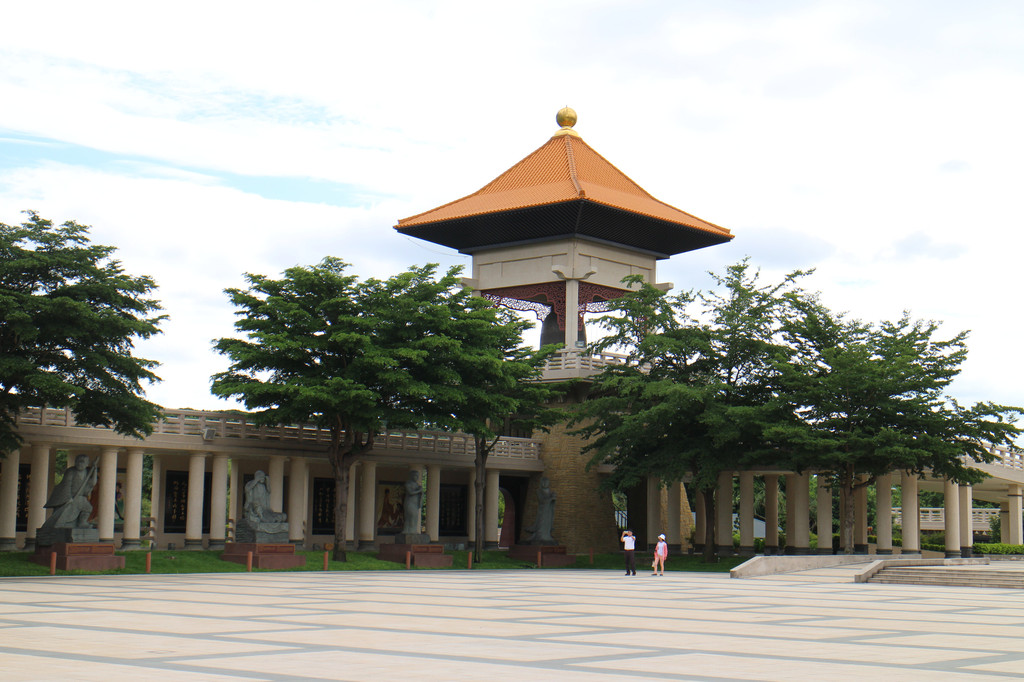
[396,133,732,240]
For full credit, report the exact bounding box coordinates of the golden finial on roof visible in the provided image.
[553,106,580,138]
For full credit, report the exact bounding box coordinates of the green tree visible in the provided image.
[0,212,164,455]
[572,261,805,561]
[776,298,1022,553]
[211,258,541,560]
[437,314,561,562]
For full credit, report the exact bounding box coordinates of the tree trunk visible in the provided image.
[332,456,350,562]
[703,485,717,563]
[473,439,487,563]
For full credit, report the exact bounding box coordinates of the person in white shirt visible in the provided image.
[620,529,637,575]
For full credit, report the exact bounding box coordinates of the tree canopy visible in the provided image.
[0,212,164,455]
[572,262,805,560]
[774,296,1022,552]
[211,258,550,560]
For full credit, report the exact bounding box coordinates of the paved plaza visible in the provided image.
[2,566,1024,680]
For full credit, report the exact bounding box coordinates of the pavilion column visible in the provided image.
[854,477,868,553]
[901,471,920,554]
[209,454,229,550]
[228,459,239,537]
[715,471,733,555]
[666,481,682,553]
[1000,502,1010,543]
[943,478,961,558]
[1007,483,1023,545]
[267,456,286,514]
[692,490,705,551]
[646,476,662,551]
[345,464,357,549]
[358,461,377,550]
[788,473,810,554]
[738,472,754,555]
[426,464,441,542]
[959,484,973,558]
[564,278,581,350]
[26,442,52,551]
[466,469,477,544]
[287,456,307,547]
[185,453,208,550]
[121,448,145,550]
[0,447,21,551]
[815,474,833,554]
[764,475,779,555]
[150,455,163,548]
[875,473,893,555]
[485,470,500,549]
[97,447,120,543]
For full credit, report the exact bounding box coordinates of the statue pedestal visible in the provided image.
[221,542,306,569]
[508,545,576,567]
[235,520,289,544]
[30,542,125,571]
[378,542,453,568]
[36,528,99,546]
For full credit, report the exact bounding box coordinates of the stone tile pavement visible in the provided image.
[1,567,1024,680]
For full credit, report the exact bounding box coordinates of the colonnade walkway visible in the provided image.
[2,569,1023,680]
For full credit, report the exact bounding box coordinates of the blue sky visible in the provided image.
[2,0,1022,413]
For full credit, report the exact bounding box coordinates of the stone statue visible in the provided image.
[525,476,557,545]
[402,470,423,535]
[40,454,98,531]
[237,470,288,543]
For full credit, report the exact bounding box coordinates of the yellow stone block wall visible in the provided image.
[530,420,620,553]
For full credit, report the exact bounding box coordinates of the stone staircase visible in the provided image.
[868,564,1024,589]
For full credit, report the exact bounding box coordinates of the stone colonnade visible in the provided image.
[0,443,516,551]
[689,471,1024,556]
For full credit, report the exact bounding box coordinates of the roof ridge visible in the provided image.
[565,136,585,198]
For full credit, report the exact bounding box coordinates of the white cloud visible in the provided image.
[2,0,1023,415]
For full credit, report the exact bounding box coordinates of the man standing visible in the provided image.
[620,529,636,576]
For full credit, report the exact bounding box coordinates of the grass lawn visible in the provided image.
[0,548,745,577]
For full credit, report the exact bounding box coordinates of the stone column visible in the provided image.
[466,469,477,544]
[0,448,21,551]
[943,478,961,558]
[667,481,682,553]
[209,454,229,550]
[816,474,833,555]
[1007,483,1023,545]
[288,456,307,548]
[788,473,811,554]
[150,454,163,548]
[764,474,779,555]
[875,473,893,555]
[738,472,755,555]
[959,483,973,558]
[901,471,920,554]
[564,278,580,350]
[26,442,52,551]
[121,448,145,550]
[854,479,868,553]
[358,461,377,550]
[693,490,705,551]
[267,456,286,514]
[426,464,441,542]
[228,460,239,531]
[647,476,662,551]
[346,463,357,549]
[185,453,208,550]
[485,470,500,549]
[715,471,733,554]
[97,447,120,543]
[1000,502,1010,544]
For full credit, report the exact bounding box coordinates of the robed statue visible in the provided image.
[402,470,423,535]
[40,454,98,531]
[524,476,557,545]
[237,470,288,542]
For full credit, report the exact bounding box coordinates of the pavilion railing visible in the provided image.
[16,407,541,460]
